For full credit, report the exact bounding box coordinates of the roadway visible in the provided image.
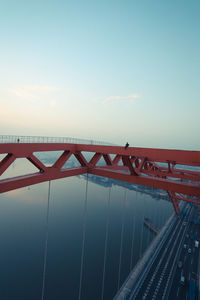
[128,204,196,300]
[167,206,200,300]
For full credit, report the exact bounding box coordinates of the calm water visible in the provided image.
[0,157,173,299]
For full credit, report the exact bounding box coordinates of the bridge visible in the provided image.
[0,136,200,213]
[0,135,200,299]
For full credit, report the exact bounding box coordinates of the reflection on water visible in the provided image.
[0,159,173,299]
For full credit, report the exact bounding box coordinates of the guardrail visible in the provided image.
[0,135,114,145]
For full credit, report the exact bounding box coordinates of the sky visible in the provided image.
[0,0,199,149]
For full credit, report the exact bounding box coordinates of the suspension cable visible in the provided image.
[41,181,51,300]
[78,173,89,300]
[101,186,111,300]
[130,192,136,271]
[143,195,148,250]
[139,193,144,258]
[147,197,151,248]
[117,189,126,290]
[159,205,162,226]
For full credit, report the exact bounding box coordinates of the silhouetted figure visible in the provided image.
[17,138,20,143]
[125,142,129,149]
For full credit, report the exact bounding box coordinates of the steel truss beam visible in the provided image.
[0,143,200,213]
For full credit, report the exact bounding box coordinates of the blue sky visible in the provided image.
[0,0,199,149]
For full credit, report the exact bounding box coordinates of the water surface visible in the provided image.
[0,158,173,299]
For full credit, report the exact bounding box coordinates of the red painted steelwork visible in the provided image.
[167,191,180,214]
[0,167,87,193]
[0,143,200,213]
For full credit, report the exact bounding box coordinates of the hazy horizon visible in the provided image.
[0,0,199,150]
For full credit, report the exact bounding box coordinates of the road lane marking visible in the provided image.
[176,287,180,297]
[132,206,192,300]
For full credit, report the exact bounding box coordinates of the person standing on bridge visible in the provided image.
[125,142,129,149]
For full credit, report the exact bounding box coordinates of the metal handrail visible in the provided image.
[0,135,114,145]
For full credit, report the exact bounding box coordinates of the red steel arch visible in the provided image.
[0,143,200,213]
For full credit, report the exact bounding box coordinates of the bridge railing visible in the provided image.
[0,135,113,145]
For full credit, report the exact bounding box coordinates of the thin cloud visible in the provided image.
[49,100,57,108]
[103,93,141,104]
[25,85,60,92]
[10,85,60,100]
[0,108,10,116]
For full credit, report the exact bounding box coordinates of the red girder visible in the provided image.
[27,154,47,172]
[0,167,87,193]
[53,150,72,169]
[0,153,15,176]
[0,143,200,213]
[167,191,180,214]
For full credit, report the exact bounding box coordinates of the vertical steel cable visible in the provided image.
[160,204,162,226]
[147,199,151,247]
[130,192,136,271]
[139,194,144,258]
[101,186,111,300]
[117,189,126,290]
[78,173,89,300]
[41,181,51,300]
[155,203,159,235]
[147,198,152,248]
[160,203,163,227]
[143,196,149,250]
